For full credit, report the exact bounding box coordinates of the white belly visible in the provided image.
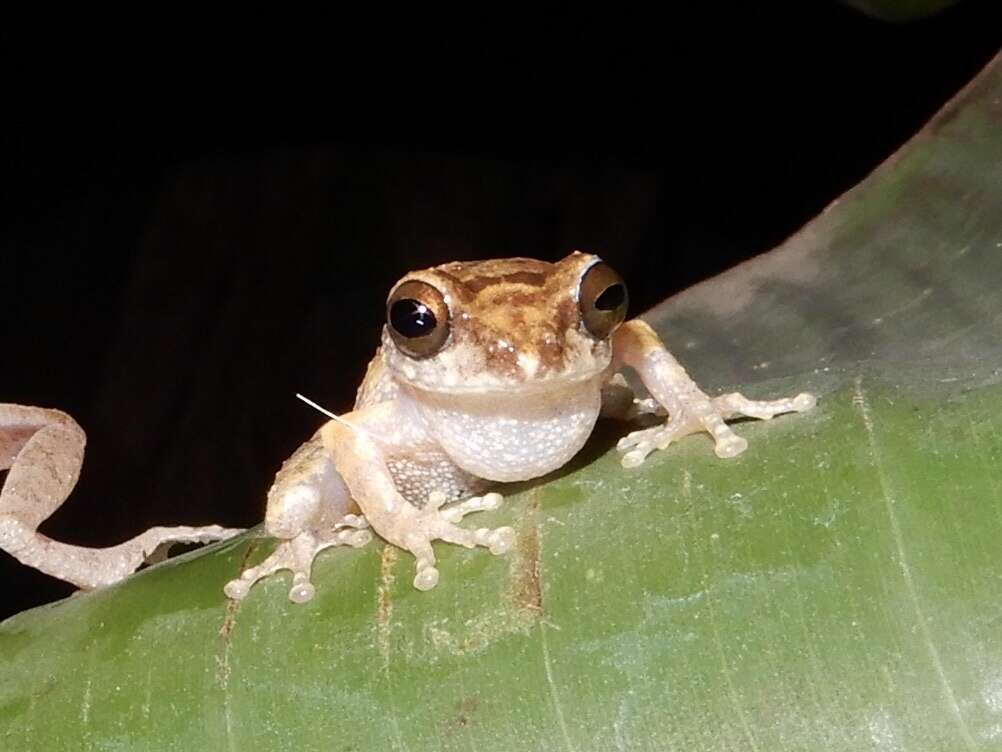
[413,379,603,483]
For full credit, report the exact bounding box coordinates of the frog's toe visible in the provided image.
[342,529,373,547]
[288,572,316,604]
[413,563,440,591]
[617,425,658,451]
[618,423,680,467]
[433,519,514,555]
[223,545,296,605]
[712,390,817,420]
[486,525,515,555]
[712,433,748,459]
[223,576,253,601]
[441,491,504,522]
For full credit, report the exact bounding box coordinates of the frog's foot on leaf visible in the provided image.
[396,491,514,592]
[223,515,371,604]
[618,391,816,467]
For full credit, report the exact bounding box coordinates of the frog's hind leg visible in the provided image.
[223,432,373,603]
[0,403,243,590]
[223,517,371,603]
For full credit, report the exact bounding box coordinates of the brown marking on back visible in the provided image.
[486,289,548,308]
[465,269,548,293]
[437,257,552,282]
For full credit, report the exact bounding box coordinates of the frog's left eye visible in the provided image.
[578,261,628,339]
[386,280,451,358]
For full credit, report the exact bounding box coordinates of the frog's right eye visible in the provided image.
[386,280,451,358]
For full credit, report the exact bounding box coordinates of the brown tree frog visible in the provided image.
[0,252,814,603]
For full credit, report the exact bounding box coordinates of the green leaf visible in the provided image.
[3,53,1002,752]
[841,0,965,22]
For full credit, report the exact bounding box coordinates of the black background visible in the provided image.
[2,3,1000,619]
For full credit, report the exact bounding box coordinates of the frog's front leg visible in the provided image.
[321,404,514,591]
[610,321,815,467]
[0,404,243,590]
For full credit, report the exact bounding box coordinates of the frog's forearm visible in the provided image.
[612,319,702,420]
[321,405,513,591]
[323,413,407,518]
[612,320,815,466]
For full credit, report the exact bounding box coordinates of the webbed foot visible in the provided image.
[618,391,815,467]
[223,514,371,603]
[393,491,513,591]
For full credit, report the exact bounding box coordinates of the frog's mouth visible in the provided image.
[398,368,608,397]
[380,326,609,397]
[382,328,613,396]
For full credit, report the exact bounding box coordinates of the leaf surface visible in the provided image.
[2,52,1001,752]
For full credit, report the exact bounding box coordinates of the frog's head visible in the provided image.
[381,251,628,394]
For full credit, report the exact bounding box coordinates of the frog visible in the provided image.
[221,252,815,601]
[0,252,815,603]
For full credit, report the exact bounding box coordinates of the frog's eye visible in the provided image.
[386,279,451,358]
[578,261,628,339]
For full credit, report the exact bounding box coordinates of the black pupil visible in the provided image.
[594,283,625,311]
[390,298,438,338]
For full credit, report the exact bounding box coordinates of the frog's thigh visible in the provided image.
[225,429,372,603]
[264,431,357,539]
[321,407,513,591]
